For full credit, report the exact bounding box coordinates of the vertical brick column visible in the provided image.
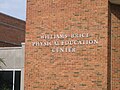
[25,0,109,90]
[110,4,120,90]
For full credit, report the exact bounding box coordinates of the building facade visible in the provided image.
[25,0,120,90]
[110,3,120,90]
[0,13,25,47]
[0,13,25,90]
[0,44,25,90]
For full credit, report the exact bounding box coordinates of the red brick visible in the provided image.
[0,13,25,47]
[25,0,109,90]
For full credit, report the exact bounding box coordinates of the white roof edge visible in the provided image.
[0,69,21,71]
[21,42,25,45]
[0,47,22,50]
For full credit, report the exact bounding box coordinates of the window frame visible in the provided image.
[0,69,21,90]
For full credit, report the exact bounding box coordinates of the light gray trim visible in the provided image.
[0,69,21,71]
[0,47,22,50]
[21,42,25,90]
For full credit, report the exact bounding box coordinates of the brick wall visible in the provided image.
[25,0,109,90]
[110,3,120,90]
[0,13,25,29]
[0,13,25,47]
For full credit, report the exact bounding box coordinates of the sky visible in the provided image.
[0,0,26,20]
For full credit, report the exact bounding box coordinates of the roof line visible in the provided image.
[0,40,21,46]
[0,21,25,31]
[0,12,25,22]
